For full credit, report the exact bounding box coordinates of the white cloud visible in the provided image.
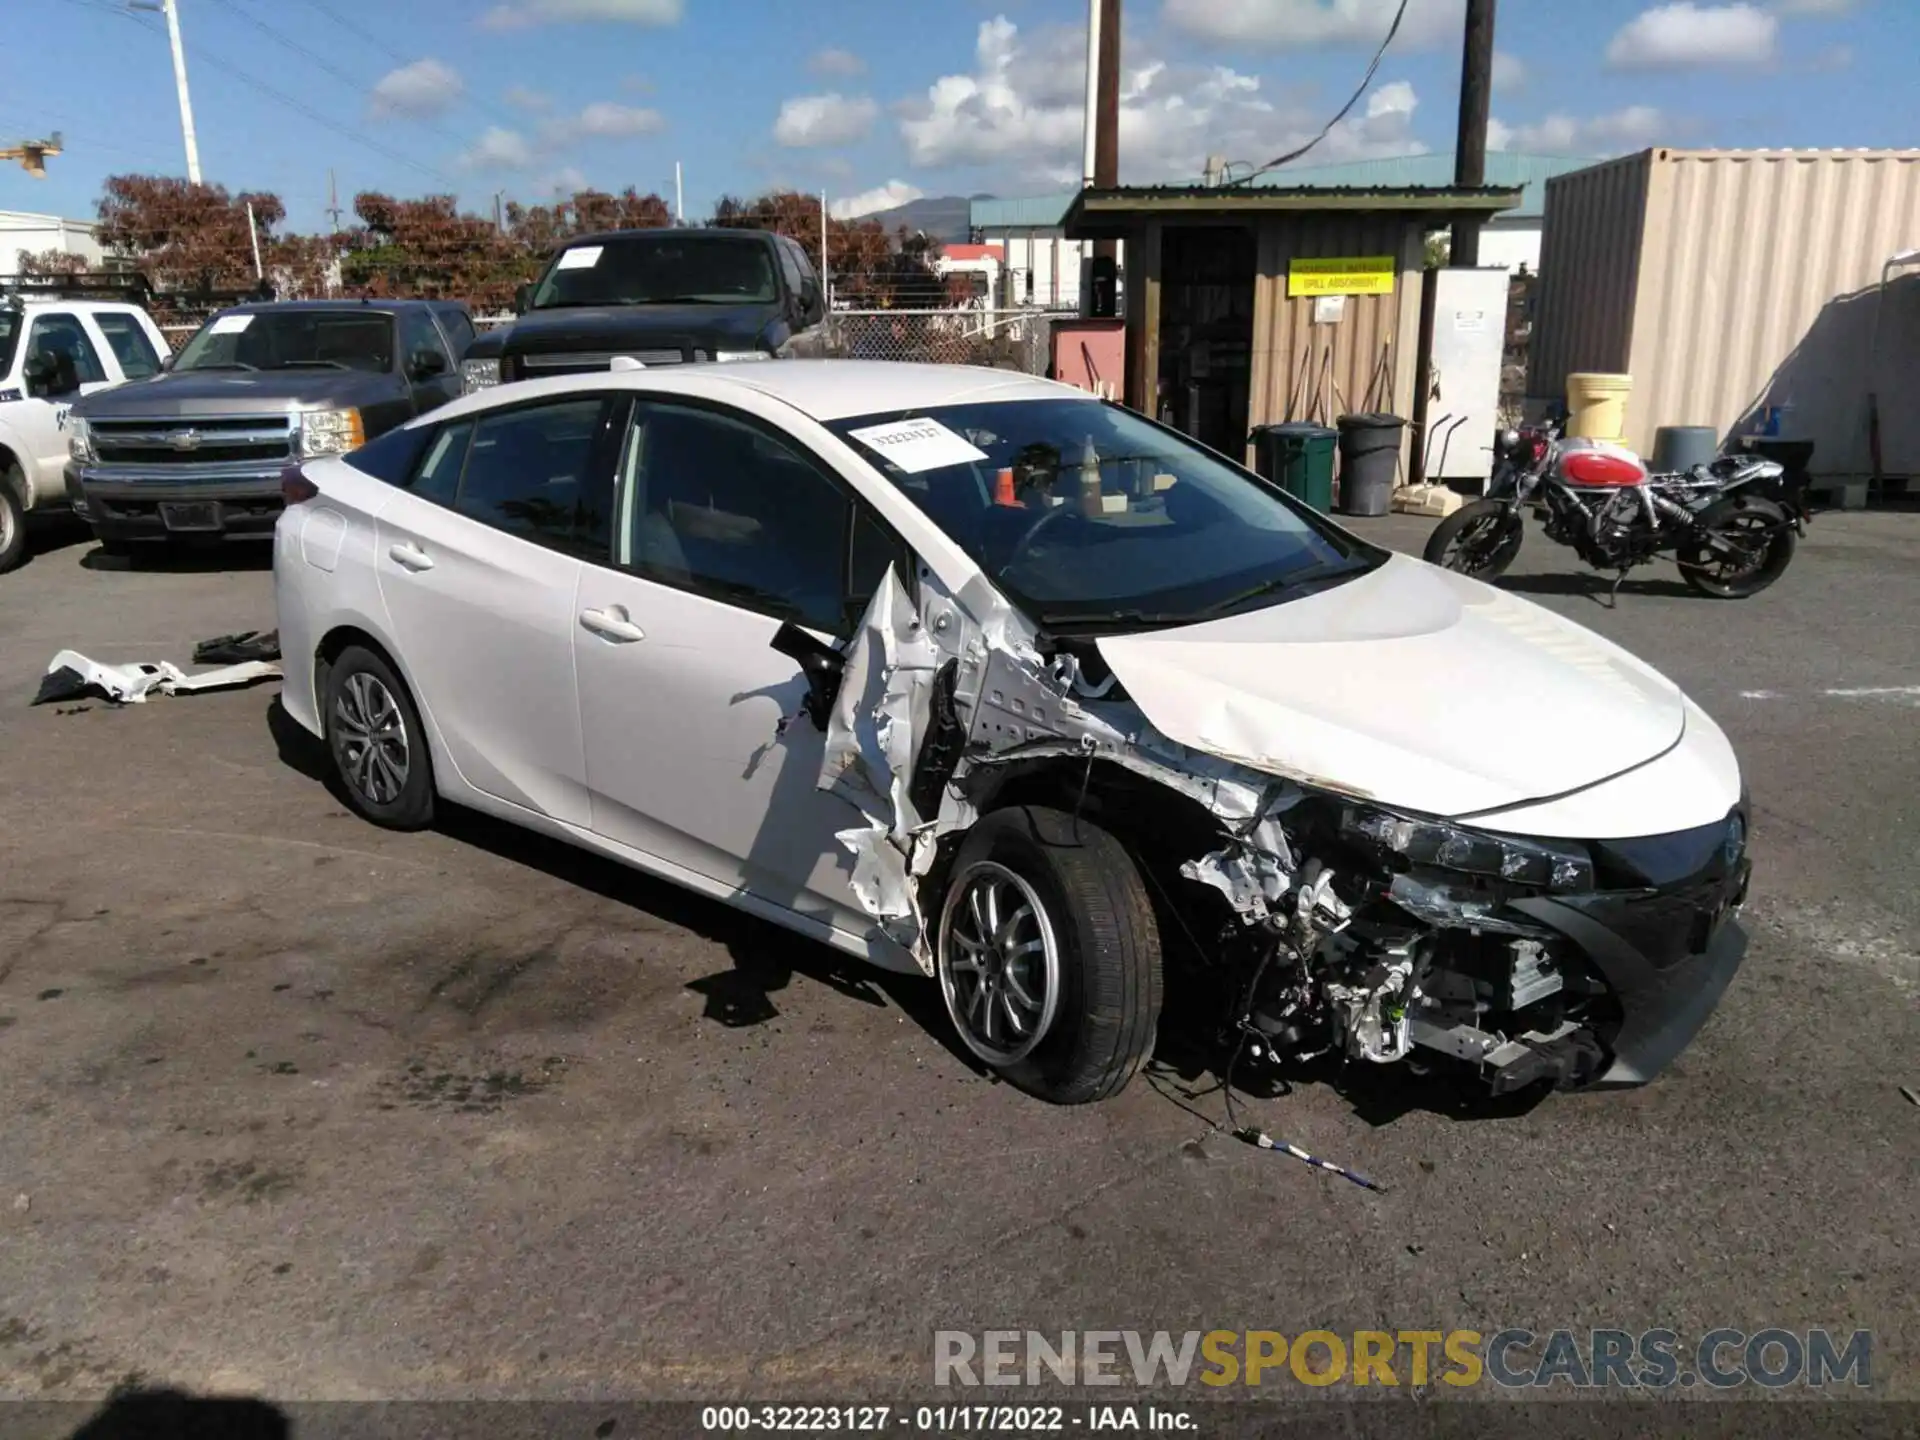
[1771,0,1858,12]
[832,181,925,220]
[457,126,537,170]
[1492,50,1527,93]
[567,101,667,137]
[1488,105,1668,156]
[368,58,463,119]
[774,93,878,148]
[1606,4,1777,69]
[504,85,553,112]
[481,0,681,31]
[809,47,866,78]
[1163,0,1465,49]
[538,165,590,195]
[898,17,1425,185]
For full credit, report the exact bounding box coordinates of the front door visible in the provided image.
[374,393,620,827]
[20,311,118,490]
[573,397,912,934]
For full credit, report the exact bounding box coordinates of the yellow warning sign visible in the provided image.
[1287,256,1397,297]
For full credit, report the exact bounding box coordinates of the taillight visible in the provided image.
[281,464,319,505]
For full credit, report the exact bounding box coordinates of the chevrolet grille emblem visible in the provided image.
[168,429,203,451]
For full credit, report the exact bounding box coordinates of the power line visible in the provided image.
[1230,0,1411,184]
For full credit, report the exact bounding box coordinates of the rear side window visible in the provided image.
[93,312,164,379]
[412,422,472,504]
[342,423,430,483]
[454,398,614,559]
[436,309,476,357]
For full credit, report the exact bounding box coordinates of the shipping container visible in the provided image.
[1529,149,1920,481]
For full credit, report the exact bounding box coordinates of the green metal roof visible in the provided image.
[970,194,1076,230]
[1249,152,1602,219]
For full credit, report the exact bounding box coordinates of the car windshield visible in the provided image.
[529,236,778,308]
[173,310,394,373]
[0,312,18,378]
[828,398,1386,631]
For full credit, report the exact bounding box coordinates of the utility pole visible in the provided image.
[675,162,684,224]
[245,200,264,281]
[3,133,63,177]
[129,0,201,182]
[1079,0,1121,263]
[326,169,343,232]
[1449,0,1496,267]
[819,189,830,293]
[493,190,505,233]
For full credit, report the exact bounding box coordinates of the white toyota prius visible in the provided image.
[274,360,1750,1106]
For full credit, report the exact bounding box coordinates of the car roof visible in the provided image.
[5,298,147,313]
[426,360,1094,427]
[558,226,776,249]
[215,299,433,315]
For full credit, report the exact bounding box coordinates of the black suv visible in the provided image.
[66,298,473,551]
[460,227,828,391]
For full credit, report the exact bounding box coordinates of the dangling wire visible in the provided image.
[1227,0,1412,185]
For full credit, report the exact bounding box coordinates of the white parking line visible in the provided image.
[1740,686,1920,703]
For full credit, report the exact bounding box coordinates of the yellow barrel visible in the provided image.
[1565,373,1633,443]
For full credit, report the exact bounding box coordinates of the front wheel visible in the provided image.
[1423,498,1525,580]
[935,806,1162,1105]
[0,468,27,574]
[1678,494,1797,598]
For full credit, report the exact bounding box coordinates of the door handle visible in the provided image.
[388,541,434,572]
[579,606,646,643]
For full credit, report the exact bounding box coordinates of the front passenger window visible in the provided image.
[454,399,612,558]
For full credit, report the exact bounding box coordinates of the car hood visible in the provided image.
[478,303,781,359]
[1094,554,1687,819]
[73,369,398,418]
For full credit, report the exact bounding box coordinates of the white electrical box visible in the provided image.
[1421,267,1511,486]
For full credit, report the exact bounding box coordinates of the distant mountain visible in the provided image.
[863,194,984,245]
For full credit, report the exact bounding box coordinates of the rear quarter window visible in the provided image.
[342,423,431,483]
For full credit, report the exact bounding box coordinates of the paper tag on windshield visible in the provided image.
[556,246,603,271]
[209,313,254,335]
[846,417,988,474]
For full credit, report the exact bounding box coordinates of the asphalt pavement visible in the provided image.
[0,508,1914,1411]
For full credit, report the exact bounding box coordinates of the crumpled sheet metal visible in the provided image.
[817,567,942,956]
[34,650,282,707]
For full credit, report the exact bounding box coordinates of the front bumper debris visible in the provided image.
[66,462,284,542]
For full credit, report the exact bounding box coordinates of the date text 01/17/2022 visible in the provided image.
[700,1405,1196,1431]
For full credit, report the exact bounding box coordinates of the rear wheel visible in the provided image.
[0,466,27,573]
[1423,498,1524,579]
[1678,494,1796,598]
[323,645,435,830]
[935,806,1162,1105]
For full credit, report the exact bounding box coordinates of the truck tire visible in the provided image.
[934,806,1162,1105]
[0,464,27,573]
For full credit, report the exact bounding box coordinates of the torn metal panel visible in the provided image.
[34,650,282,707]
[1387,872,1554,937]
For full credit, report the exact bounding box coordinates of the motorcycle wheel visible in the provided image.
[1423,499,1525,580]
[1677,494,1797,599]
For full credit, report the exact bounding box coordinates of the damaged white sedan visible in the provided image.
[273,361,1750,1105]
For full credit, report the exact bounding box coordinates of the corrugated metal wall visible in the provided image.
[1247,214,1425,446]
[1527,152,1650,398]
[1533,149,1920,477]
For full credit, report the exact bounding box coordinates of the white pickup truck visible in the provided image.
[0,290,172,571]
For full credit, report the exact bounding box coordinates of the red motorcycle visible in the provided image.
[1424,413,1806,601]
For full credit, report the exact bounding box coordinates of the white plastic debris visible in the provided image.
[35,650,281,706]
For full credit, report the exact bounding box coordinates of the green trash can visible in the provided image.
[1249,422,1338,513]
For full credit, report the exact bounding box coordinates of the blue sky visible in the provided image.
[0,0,1903,233]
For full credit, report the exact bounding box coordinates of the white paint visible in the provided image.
[209,313,254,335]
[844,417,989,473]
[555,245,603,270]
[1740,685,1920,703]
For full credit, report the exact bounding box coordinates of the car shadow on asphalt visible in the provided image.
[1491,570,1697,602]
[62,1387,290,1439]
[264,695,990,1081]
[80,541,274,574]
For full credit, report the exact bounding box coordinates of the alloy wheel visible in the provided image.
[937,861,1062,1066]
[331,670,410,806]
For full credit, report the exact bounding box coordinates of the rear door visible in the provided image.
[374,393,621,826]
[397,307,461,417]
[573,396,913,933]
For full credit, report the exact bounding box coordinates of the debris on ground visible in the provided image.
[33,649,281,707]
[1901,1085,1919,1109]
[192,629,281,665]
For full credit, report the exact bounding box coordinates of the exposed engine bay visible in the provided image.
[771,563,1735,1099]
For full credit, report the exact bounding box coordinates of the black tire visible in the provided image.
[0,466,27,574]
[1423,498,1524,580]
[322,644,435,830]
[935,806,1162,1105]
[1678,494,1797,599]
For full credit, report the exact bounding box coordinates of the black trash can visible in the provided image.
[1335,412,1404,517]
[1249,422,1338,513]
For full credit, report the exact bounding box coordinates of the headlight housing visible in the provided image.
[1341,805,1594,893]
[67,416,95,463]
[297,407,365,458]
[461,357,501,393]
[710,350,770,363]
